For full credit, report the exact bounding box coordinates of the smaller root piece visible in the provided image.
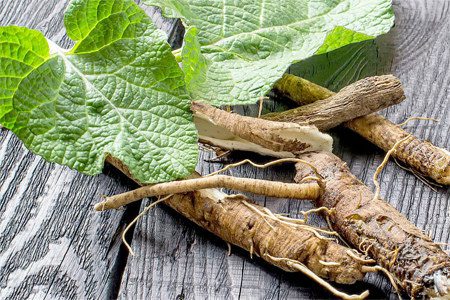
[267,254,370,300]
[372,135,412,201]
[95,175,321,211]
[272,74,450,185]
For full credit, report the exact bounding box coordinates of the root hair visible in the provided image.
[122,195,172,255]
[267,254,370,300]
[397,116,438,127]
[362,265,402,300]
[372,135,412,201]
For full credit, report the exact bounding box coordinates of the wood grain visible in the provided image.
[0,1,140,299]
[0,1,448,300]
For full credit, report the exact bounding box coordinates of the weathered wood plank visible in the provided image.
[0,129,137,299]
[0,1,140,299]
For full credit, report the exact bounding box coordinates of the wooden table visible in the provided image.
[0,1,448,299]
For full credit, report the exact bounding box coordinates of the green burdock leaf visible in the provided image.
[181,26,208,96]
[145,0,395,106]
[0,0,198,184]
[0,26,50,120]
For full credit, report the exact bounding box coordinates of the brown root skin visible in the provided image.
[104,157,375,299]
[167,190,370,286]
[271,74,450,185]
[346,114,450,185]
[192,101,333,157]
[294,151,450,299]
[95,175,321,211]
[264,75,405,131]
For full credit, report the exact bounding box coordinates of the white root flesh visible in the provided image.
[192,101,333,157]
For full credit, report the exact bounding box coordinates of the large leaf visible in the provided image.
[0,0,198,184]
[145,0,395,106]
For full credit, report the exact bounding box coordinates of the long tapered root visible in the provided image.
[95,176,321,211]
[97,158,324,211]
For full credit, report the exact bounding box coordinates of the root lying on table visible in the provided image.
[270,74,450,185]
[96,158,323,211]
[295,151,450,298]
[95,175,320,211]
[105,157,380,298]
[265,75,405,130]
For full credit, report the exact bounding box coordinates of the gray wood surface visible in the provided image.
[0,0,449,299]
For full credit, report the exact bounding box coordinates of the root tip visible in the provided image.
[359,290,370,299]
[94,202,106,211]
